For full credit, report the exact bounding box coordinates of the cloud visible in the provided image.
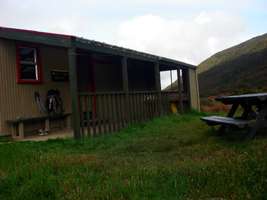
[116,12,246,65]
[115,12,248,88]
[0,0,259,89]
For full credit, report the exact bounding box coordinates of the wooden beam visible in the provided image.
[183,69,190,105]
[183,69,190,95]
[18,122,24,139]
[155,62,163,116]
[121,57,130,123]
[68,46,81,139]
[121,57,129,93]
[177,68,184,113]
[170,70,173,90]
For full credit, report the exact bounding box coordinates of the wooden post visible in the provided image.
[122,56,129,93]
[11,125,17,138]
[170,70,173,90]
[177,67,184,113]
[183,69,189,96]
[183,68,190,111]
[66,115,72,129]
[122,56,129,123]
[45,118,50,132]
[18,122,24,139]
[68,46,81,139]
[154,62,162,116]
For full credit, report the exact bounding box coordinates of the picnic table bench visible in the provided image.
[201,93,267,138]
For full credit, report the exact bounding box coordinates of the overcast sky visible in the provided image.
[0,0,266,87]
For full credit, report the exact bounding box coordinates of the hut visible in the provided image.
[0,27,200,139]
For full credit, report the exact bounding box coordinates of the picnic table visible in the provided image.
[201,93,267,138]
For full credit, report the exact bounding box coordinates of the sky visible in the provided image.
[0,0,266,87]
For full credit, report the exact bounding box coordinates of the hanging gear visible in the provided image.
[34,91,47,113]
[46,89,64,115]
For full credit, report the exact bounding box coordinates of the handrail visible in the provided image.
[79,91,158,96]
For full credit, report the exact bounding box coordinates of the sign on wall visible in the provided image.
[51,70,69,82]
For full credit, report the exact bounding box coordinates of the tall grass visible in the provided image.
[0,112,267,200]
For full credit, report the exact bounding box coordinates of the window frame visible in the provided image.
[16,44,43,84]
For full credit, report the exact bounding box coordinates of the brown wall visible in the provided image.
[77,54,93,92]
[0,38,71,135]
[77,54,123,93]
[94,62,123,92]
[128,59,156,91]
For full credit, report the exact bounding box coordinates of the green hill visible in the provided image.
[165,33,267,96]
[198,33,267,97]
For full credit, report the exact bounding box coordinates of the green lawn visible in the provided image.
[0,112,267,200]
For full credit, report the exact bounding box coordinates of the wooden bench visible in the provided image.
[7,113,71,139]
[201,116,252,129]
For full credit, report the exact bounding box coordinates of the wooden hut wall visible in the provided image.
[0,38,71,135]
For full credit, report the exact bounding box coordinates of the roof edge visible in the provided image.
[0,26,73,39]
[0,26,196,69]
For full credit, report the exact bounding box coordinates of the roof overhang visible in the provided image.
[0,26,196,70]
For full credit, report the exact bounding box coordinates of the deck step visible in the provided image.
[201,116,251,128]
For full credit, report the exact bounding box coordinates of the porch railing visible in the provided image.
[78,91,188,136]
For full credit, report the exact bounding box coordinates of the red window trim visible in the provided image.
[16,44,43,84]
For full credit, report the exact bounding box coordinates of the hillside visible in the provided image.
[165,33,267,96]
[198,33,267,97]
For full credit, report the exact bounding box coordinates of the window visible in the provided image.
[17,46,42,83]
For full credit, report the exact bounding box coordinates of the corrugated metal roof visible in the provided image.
[0,26,196,69]
[75,37,196,69]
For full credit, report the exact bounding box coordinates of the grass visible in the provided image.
[0,112,267,200]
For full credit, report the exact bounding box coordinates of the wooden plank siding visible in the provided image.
[0,39,71,135]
